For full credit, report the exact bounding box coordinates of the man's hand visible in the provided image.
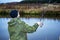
[9,38,10,40]
[37,22,43,27]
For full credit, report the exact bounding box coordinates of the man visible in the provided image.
[8,10,43,40]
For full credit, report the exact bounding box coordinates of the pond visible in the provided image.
[0,17,60,40]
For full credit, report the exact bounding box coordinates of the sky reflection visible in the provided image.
[0,18,60,40]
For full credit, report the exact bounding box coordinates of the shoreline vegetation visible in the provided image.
[0,1,60,17]
[0,10,60,17]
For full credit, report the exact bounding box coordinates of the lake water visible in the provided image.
[0,17,60,40]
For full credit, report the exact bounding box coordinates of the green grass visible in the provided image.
[0,9,60,17]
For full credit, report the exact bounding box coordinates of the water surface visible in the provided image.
[0,17,60,40]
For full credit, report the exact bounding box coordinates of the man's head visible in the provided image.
[10,10,20,18]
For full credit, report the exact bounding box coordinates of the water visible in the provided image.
[0,17,60,40]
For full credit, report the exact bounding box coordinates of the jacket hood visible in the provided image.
[8,18,21,26]
[8,18,17,26]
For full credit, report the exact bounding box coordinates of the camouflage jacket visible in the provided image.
[8,18,39,40]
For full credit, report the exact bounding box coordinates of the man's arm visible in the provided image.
[23,23,39,33]
[17,19,43,33]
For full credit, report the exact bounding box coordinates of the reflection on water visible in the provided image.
[0,17,60,40]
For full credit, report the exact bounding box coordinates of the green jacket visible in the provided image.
[8,18,39,40]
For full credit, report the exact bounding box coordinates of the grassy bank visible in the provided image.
[0,10,60,17]
[44,11,60,17]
